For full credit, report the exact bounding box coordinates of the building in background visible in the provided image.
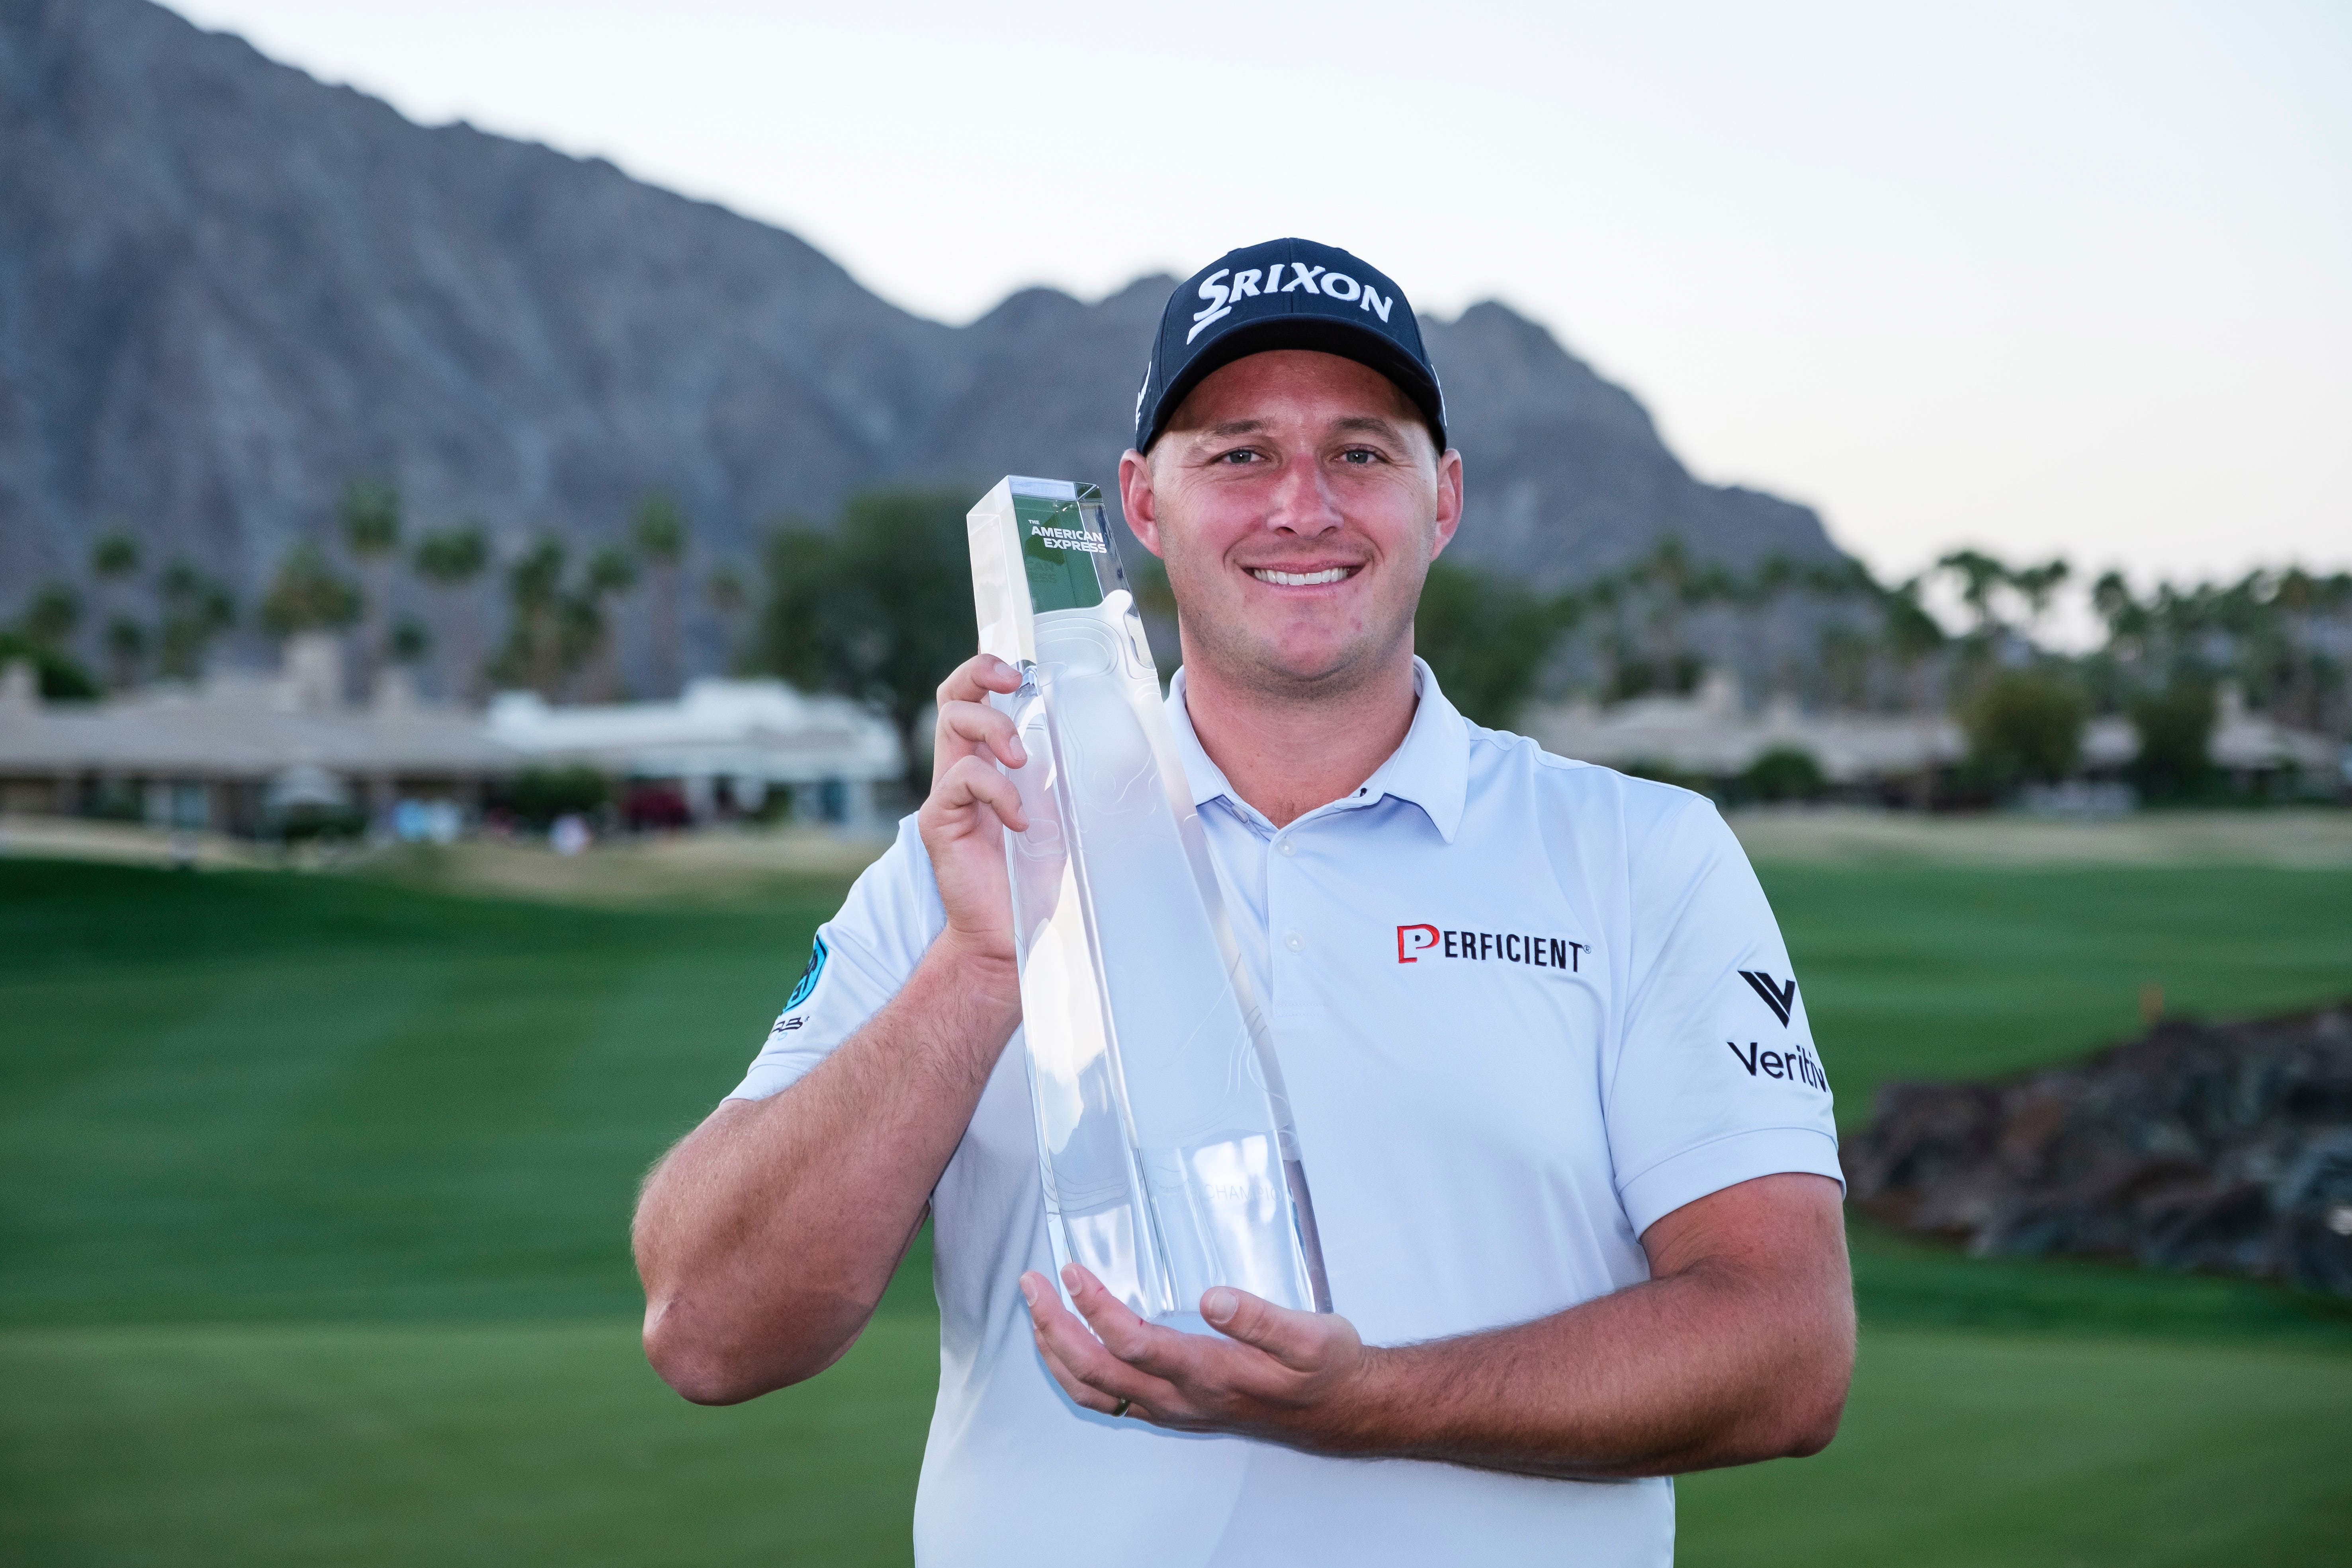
[2081,683,2342,793]
[0,641,904,838]
[485,679,902,831]
[1524,670,1962,799]
[0,637,517,834]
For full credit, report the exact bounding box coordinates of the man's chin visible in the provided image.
[1221,639,1398,702]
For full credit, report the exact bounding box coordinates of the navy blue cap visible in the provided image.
[1134,237,1447,454]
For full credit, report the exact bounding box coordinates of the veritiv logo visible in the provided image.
[1738,970,1798,1026]
[1726,1038,1828,1091]
[1398,923,1588,974]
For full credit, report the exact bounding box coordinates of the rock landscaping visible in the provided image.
[1844,1002,2352,1296]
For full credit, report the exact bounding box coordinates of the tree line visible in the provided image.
[1417,542,2350,796]
[8,481,2347,805]
[4,481,750,705]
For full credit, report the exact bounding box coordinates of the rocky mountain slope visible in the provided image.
[0,0,1842,631]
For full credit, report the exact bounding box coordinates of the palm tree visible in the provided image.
[2271,568,2319,731]
[496,538,568,698]
[1581,574,1626,700]
[260,542,363,639]
[2009,557,2070,646]
[705,562,749,674]
[1630,538,1709,693]
[388,616,432,690]
[104,618,148,690]
[90,534,139,580]
[583,544,639,700]
[1739,555,1800,700]
[1880,577,1946,716]
[340,479,402,694]
[1935,548,2010,636]
[155,561,236,680]
[2090,570,2141,638]
[90,532,143,689]
[22,584,82,650]
[632,493,688,697]
[413,524,491,704]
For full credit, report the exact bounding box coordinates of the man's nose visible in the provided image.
[1265,457,1342,536]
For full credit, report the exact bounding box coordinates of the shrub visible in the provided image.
[2129,682,2217,802]
[1741,745,1828,803]
[500,766,610,831]
[0,631,99,700]
[1963,669,2088,788]
[278,803,366,843]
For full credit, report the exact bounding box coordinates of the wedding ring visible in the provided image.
[1111,1397,1132,1418]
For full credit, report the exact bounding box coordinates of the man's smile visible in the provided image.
[1244,565,1362,587]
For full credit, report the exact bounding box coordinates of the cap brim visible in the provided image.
[1144,314,1447,453]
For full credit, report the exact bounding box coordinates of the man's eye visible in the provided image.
[1215,448,1261,465]
[1338,447,1382,465]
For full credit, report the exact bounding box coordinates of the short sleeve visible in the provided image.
[727,815,947,1101]
[1603,795,1840,1236]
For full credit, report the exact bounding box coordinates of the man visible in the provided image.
[633,237,1853,1565]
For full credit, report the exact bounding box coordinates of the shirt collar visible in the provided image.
[1164,657,1470,843]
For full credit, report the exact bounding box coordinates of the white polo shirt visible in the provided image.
[731,659,1840,1568]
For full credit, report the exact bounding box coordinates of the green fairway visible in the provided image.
[6,1320,2344,1568]
[1752,860,2352,1126]
[0,1318,937,1568]
[0,858,852,1327]
[2,852,2347,1564]
[1678,1328,2352,1567]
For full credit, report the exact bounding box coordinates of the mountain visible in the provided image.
[0,0,1844,662]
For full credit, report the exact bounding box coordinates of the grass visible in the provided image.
[2,852,2347,1564]
[1677,1329,2352,1567]
[0,1319,938,1568]
[1754,861,2352,1125]
[0,859,858,1326]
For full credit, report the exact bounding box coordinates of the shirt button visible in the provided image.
[1284,932,1304,952]
[1278,839,1298,857]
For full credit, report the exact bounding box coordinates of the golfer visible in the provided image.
[634,237,1853,1566]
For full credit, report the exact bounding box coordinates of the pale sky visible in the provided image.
[166,0,2352,619]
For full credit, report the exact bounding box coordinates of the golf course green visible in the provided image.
[3,850,2348,1564]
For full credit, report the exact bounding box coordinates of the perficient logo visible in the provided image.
[1398,923,1587,973]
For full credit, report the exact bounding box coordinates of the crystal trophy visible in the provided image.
[967,476,1331,1329]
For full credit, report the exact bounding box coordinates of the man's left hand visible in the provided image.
[1020,1265,1372,1447]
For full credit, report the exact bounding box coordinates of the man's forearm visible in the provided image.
[633,934,1021,1403]
[1335,1251,1853,1478]
[1249,1174,1852,1480]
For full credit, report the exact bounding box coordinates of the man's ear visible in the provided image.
[1118,449,1167,559]
[1428,447,1465,561]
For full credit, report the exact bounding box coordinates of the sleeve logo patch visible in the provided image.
[784,935,829,1013]
[1738,970,1798,1026]
[1727,1039,1828,1091]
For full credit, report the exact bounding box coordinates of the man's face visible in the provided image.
[1120,350,1464,701]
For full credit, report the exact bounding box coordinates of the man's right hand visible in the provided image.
[919,653,1030,966]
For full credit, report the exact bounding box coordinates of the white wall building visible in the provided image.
[1527,671,2345,803]
[487,678,903,829]
[0,637,518,834]
[1523,670,1962,791]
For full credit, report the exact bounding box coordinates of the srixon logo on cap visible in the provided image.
[1188,264,1396,343]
